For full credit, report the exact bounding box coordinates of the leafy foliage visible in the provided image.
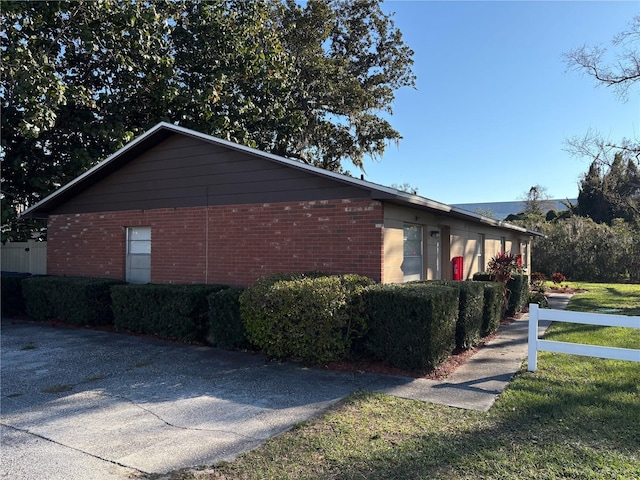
[533,216,640,282]
[487,252,521,284]
[578,153,639,225]
[411,281,485,350]
[1,0,415,240]
[241,273,375,364]
[505,274,529,317]
[207,288,251,350]
[477,281,504,336]
[0,272,31,316]
[111,283,229,341]
[21,276,124,325]
[362,283,458,371]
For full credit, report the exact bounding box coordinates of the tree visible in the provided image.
[0,0,415,241]
[474,208,496,220]
[577,160,609,223]
[577,153,640,224]
[390,183,419,194]
[564,14,640,224]
[520,185,554,216]
[564,14,640,101]
[532,216,639,282]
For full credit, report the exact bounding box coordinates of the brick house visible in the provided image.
[22,123,542,285]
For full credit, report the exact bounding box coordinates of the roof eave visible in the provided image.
[376,190,544,237]
[20,123,170,219]
[18,121,545,239]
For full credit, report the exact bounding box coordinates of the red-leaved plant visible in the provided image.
[551,272,566,284]
[487,252,521,284]
[488,252,522,311]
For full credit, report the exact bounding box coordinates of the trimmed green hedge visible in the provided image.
[21,276,125,325]
[207,288,250,350]
[362,284,458,372]
[111,284,229,342]
[472,273,494,282]
[478,281,504,336]
[506,274,529,316]
[241,273,375,364]
[411,280,485,349]
[1,273,31,317]
[472,273,529,316]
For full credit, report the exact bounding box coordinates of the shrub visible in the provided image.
[487,252,521,284]
[506,274,529,316]
[207,288,250,350]
[474,273,528,317]
[532,216,639,282]
[21,276,124,325]
[472,272,494,282]
[551,272,566,284]
[529,291,549,308]
[411,281,485,349]
[362,284,458,372]
[111,284,229,341]
[478,281,504,336]
[1,272,31,317]
[241,273,375,364]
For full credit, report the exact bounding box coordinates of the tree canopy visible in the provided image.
[0,0,415,241]
[578,152,640,225]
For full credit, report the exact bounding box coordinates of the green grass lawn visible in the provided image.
[158,283,640,480]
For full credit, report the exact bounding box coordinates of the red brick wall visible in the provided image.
[47,199,384,285]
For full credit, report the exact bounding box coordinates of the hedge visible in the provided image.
[1,272,31,317]
[362,283,458,372]
[478,281,504,336]
[111,283,229,342]
[21,276,125,325]
[411,280,485,349]
[241,273,375,364]
[207,288,250,350]
[472,273,530,316]
[506,274,529,316]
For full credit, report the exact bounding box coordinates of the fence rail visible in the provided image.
[528,303,640,372]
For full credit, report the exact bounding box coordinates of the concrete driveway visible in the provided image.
[1,318,407,479]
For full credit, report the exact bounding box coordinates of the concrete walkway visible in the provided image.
[372,293,572,410]
[0,294,572,479]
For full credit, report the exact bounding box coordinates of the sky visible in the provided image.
[350,0,640,205]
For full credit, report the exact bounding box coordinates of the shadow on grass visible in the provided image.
[331,372,637,479]
[205,357,640,480]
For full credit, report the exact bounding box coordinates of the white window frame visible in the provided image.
[477,233,485,272]
[126,227,151,283]
[402,224,423,282]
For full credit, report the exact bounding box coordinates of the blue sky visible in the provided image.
[351,1,639,204]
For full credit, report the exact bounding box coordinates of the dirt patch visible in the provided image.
[547,286,586,294]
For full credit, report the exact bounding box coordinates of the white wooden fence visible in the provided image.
[528,303,640,372]
[1,240,47,275]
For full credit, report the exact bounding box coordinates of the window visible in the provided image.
[521,241,529,271]
[402,224,423,282]
[126,227,151,284]
[477,233,485,272]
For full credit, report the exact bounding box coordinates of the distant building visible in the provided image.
[452,199,576,220]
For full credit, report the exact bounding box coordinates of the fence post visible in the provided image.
[528,303,539,372]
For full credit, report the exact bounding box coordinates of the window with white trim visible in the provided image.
[402,224,423,282]
[126,227,151,284]
[477,233,485,272]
